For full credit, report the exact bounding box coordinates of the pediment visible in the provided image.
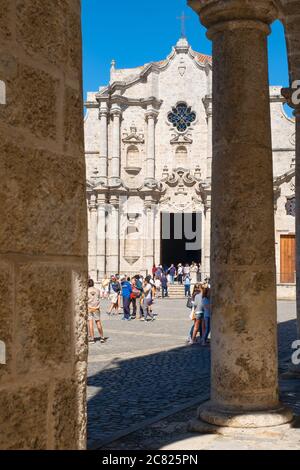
[122,134,145,144]
[170,133,193,145]
[122,126,145,144]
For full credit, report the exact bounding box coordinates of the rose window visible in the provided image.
[168,102,196,133]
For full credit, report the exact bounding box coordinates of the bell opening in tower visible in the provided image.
[160,212,202,268]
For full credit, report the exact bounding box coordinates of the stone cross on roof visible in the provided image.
[177,11,189,38]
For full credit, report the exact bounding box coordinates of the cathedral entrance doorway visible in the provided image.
[160,212,202,267]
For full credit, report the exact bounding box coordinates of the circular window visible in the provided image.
[168,102,196,133]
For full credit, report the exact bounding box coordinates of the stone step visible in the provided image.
[166,285,187,299]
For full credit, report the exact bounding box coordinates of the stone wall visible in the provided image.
[0,0,88,449]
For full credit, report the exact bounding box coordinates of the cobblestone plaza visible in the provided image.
[87,299,299,449]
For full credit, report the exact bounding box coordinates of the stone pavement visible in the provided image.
[87,299,299,450]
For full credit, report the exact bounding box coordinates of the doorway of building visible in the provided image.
[160,212,202,267]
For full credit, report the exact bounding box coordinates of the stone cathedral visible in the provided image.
[84,37,296,299]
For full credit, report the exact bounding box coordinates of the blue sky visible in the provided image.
[82,0,289,99]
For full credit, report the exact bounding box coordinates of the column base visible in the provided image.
[190,401,293,429]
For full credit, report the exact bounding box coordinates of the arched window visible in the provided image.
[126,145,140,168]
[168,102,196,132]
[175,146,188,166]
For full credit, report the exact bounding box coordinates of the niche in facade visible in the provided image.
[124,226,141,265]
[125,145,141,175]
[175,145,188,168]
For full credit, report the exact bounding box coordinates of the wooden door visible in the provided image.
[280,235,296,284]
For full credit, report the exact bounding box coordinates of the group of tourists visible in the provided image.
[152,262,203,286]
[187,282,211,346]
[87,262,211,346]
[87,273,158,343]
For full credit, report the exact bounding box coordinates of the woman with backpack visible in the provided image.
[201,287,211,346]
[130,277,142,319]
[187,283,203,345]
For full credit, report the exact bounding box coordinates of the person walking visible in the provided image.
[168,264,176,285]
[197,263,202,283]
[130,277,142,319]
[107,275,121,315]
[190,284,204,345]
[121,275,132,320]
[161,272,168,298]
[184,274,191,297]
[201,287,211,346]
[88,279,106,344]
[141,276,155,322]
[190,262,198,286]
[183,263,190,278]
[155,276,161,298]
[177,263,183,284]
[101,275,110,299]
[152,264,157,277]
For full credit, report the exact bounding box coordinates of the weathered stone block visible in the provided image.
[0,1,12,42]
[66,7,82,80]
[51,378,78,449]
[0,136,87,255]
[16,0,68,68]
[0,260,14,382]
[0,63,59,140]
[72,270,88,362]
[15,264,73,374]
[0,383,48,449]
[64,85,84,153]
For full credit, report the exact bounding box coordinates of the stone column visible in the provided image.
[296,107,300,340]
[96,194,107,280]
[144,197,155,274]
[282,87,300,375]
[99,102,108,181]
[106,195,120,275]
[189,0,292,427]
[203,192,211,279]
[110,104,122,184]
[203,95,212,180]
[145,108,158,183]
[89,194,98,281]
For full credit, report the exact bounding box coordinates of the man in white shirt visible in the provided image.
[88,279,106,343]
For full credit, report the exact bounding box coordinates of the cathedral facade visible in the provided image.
[84,37,296,299]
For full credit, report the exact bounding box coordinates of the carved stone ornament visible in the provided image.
[122,124,145,144]
[286,196,295,217]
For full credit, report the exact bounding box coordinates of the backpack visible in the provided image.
[132,286,141,299]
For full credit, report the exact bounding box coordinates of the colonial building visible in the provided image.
[84,37,296,299]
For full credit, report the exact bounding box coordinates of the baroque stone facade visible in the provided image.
[85,37,296,298]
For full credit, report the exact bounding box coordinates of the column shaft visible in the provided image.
[210,22,278,411]
[96,195,106,280]
[144,201,155,273]
[203,198,211,279]
[145,110,157,181]
[106,197,120,275]
[111,106,121,181]
[89,195,98,281]
[295,111,300,338]
[99,104,108,180]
